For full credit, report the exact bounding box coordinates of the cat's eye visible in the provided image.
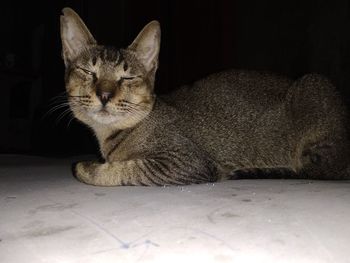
[77,66,95,76]
[122,76,136,80]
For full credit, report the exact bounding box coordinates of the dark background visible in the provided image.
[1,0,350,157]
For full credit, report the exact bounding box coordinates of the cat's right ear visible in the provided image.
[60,7,96,66]
[128,21,161,72]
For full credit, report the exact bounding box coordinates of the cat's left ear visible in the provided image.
[60,8,97,66]
[128,21,161,72]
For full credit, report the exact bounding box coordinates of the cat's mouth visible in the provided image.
[98,108,111,116]
[87,107,126,125]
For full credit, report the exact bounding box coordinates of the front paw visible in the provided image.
[73,161,97,184]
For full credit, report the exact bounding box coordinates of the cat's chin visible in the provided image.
[88,110,125,125]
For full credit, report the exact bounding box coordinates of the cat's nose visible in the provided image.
[97,91,112,106]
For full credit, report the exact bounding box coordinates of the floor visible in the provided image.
[1,155,350,263]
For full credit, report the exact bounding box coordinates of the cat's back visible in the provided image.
[164,69,295,169]
[167,69,292,110]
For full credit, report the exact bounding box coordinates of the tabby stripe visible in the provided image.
[158,151,188,169]
[123,61,128,71]
[116,50,124,65]
[153,159,188,184]
[171,152,196,170]
[105,130,122,142]
[136,161,160,185]
[154,155,193,184]
[92,56,97,66]
[155,159,192,185]
[149,151,212,184]
[144,160,167,186]
[146,159,187,185]
[160,151,216,183]
[106,142,123,160]
[106,131,130,159]
[148,160,174,183]
[168,154,210,184]
[153,159,171,173]
[161,153,190,174]
[177,170,199,184]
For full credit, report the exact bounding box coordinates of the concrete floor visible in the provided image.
[1,155,350,263]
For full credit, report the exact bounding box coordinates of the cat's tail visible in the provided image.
[228,168,297,180]
[229,165,350,180]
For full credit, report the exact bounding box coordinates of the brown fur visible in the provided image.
[60,8,349,186]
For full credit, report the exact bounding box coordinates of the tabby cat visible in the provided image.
[60,8,349,186]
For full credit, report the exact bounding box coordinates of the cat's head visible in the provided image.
[60,8,160,129]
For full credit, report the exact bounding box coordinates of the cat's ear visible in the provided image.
[128,21,161,72]
[60,7,96,66]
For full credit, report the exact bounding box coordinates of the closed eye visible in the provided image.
[77,66,95,76]
[121,75,143,81]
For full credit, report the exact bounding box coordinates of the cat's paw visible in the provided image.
[73,161,98,184]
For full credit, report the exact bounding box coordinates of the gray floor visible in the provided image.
[1,155,350,263]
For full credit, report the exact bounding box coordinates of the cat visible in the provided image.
[60,7,349,186]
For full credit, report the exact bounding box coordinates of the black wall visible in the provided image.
[1,0,350,156]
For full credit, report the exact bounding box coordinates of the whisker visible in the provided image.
[49,91,68,102]
[55,108,73,125]
[66,112,76,129]
[42,102,70,120]
[68,95,90,98]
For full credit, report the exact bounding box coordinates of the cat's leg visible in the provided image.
[74,156,218,186]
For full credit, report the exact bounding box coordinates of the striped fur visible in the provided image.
[61,8,349,186]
